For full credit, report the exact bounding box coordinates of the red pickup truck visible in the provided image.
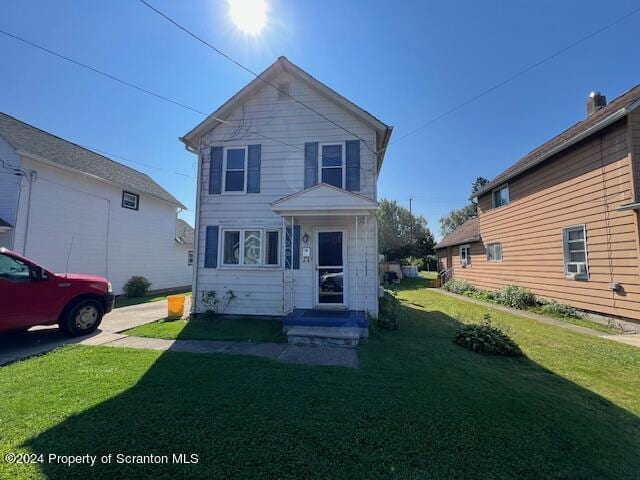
[0,247,114,336]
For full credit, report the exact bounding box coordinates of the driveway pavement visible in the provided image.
[0,297,188,366]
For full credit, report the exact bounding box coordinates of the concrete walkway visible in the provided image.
[432,289,640,349]
[100,336,359,368]
[0,298,186,366]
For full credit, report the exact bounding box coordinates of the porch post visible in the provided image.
[281,215,286,314]
[355,215,359,312]
[291,215,295,310]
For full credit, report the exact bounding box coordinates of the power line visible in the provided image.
[0,28,310,155]
[387,5,640,148]
[136,0,378,154]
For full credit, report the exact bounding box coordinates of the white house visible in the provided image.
[181,57,392,341]
[0,112,193,295]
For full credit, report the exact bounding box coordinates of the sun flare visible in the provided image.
[229,0,267,34]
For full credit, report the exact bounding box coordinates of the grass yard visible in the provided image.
[1,278,639,479]
[114,290,192,309]
[125,316,286,343]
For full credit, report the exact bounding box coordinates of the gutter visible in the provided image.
[617,202,640,212]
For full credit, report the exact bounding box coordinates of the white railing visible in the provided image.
[438,267,454,286]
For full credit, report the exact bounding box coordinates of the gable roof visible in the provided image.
[0,113,186,209]
[435,217,481,249]
[175,218,194,246]
[271,183,378,215]
[181,56,393,170]
[474,84,640,199]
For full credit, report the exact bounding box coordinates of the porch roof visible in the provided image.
[271,183,378,217]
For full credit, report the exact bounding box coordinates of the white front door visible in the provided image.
[315,230,346,308]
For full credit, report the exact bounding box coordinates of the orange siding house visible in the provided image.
[437,86,640,323]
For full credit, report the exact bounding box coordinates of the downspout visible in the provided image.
[183,138,201,316]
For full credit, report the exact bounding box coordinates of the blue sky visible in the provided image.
[1,0,638,239]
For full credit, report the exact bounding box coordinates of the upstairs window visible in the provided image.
[487,243,503,261]
[122,191,139,210]
[224,147,247,192]
[460,245,471,266]
[492,184,510,208]
[563,225,589,279]
[320,143,345,189]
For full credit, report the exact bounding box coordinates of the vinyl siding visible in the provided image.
[450,118,640,321]
[12,156,191,294]
[194,70,379,316]
[0,136,21,248]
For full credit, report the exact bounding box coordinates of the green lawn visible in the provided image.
[125,316,286,343]
[114,290,192,308]
[1,278,639,479]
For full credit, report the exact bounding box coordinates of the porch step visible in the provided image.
[286,326,360,349]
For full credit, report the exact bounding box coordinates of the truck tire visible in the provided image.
[59,299,104,337]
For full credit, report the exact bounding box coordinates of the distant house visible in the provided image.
[437,85,640,323]
[181,56,392,341]
[0,112,193,294]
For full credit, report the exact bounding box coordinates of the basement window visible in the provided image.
[563,225,589,279]
[122,191,139,210]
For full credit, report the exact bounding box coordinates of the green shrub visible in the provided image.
[378,290,401,330]
[470,290,497,303]
[537,299,583,319]
[123,276,151,297]
[495,285,536,310]
[454,313,523,357]
[443,279,477,295]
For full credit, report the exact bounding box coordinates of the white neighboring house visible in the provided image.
[181,57,392,337]
[0,112,193,295]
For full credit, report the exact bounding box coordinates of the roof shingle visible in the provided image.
[436,217,481,249]
[0,113,185,209]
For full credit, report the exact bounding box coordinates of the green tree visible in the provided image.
[439,176,489,237]
[378,199,436,261]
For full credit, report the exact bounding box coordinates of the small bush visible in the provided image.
[443,279,476,295]
[495,285,536,310]
[201,289,237,315]
[378,290,401,330]
[537,299,583,319]
[469,290,497,302]
[123,276,151,297]
[454,313,523,357]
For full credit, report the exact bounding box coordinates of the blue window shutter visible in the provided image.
[247,144,261,193]
[209,147,223,194]
[304,142,318,189]
[285,225,301,270]
[346,140,360,191]
[204,226,219,268]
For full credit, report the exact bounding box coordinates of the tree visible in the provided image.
[439,176,489,237]
[378,199,436,261]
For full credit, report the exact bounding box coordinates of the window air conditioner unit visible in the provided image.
[566,262,587,278]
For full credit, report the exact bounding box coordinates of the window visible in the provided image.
[122,191,139,210]
[224,147,247,192]
[487,243,503,261]
[265,230,280,266]
[187,250,194,266]
[320,143,345,189]
[0,253,31,281]
[223,230,241,265]
[460,245,471,266]
[563,225,589,279]
[492,184,509,208]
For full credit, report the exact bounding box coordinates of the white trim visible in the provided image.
[562,224,589,279]
[318,142,346,189]
[314,228,348,309]
[222,146,248,194]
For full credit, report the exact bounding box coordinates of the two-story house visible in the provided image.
[437,85,640,326]
[182,57,392,341]
[0,112,193,295]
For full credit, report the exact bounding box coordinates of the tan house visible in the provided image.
[437,85,640,323]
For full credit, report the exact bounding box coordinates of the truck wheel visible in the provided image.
[60,299,104,337]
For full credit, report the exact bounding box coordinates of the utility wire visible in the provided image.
[136,0,378,154]
[387,5,640,148]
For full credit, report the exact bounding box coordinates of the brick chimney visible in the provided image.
[586,91,606,116]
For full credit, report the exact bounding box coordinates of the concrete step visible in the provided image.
[286,326,360,349]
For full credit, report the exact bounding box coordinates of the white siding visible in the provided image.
[0,136,21,248]
[12,156,192,294]
[194,71,380,316]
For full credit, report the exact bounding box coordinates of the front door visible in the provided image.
[316,230,345,307]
